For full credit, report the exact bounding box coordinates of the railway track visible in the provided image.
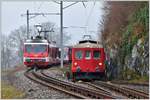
[81,82,111,95]
[111,80,149,87]
[94,81,149,99]
[24,68,149,99]
[37,70,116,99]
[24,70,87,99]
[24,69,116,99]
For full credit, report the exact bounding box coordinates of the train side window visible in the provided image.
[85,50,91,59]
[75,50,82,60]
[93,51,100,59]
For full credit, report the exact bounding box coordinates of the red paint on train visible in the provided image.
[71,35,106,81]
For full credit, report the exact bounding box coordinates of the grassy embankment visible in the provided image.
[1,82,25,99]
[1,69,25,99]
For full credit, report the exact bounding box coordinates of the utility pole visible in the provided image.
[54,1,79,68]
[60,1,63,68]
[21,11,60,39]
[22,1,80,68]
[27,10,29,39]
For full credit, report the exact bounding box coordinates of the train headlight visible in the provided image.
[74,62,77,66]
[45,57,49,62]
[99,62,102,66]
[23,57,26,62]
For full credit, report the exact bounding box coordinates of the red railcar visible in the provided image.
[23,38,54,68]
[71,37,106,81]
[23,36,71,68]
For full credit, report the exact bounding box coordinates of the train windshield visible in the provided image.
[93,51,100,59]
[25,44,47,53]
[75,50,83,59]
[85,50,91,59]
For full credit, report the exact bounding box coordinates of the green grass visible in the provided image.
[122,67,149,83]
[1,82,25,99]
[128,75,149,83]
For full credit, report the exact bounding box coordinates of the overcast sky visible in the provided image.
[2,1,105,45]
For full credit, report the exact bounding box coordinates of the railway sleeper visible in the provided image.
[87,92,101,99]
[72,88,77,92]
[65,86,71,91]
[87,93,92,97]
[89,94,100,99]
[91,95,96,98]
[112,86,146,98]
[77,90,81,94]
[73,89,77,92]
[121,88,144,98]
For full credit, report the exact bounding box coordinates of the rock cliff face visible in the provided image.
[124,37,149,79]
[101,2,149,80]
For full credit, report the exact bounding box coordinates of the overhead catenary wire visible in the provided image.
[82,2,87,34]
[25,2,46,21]
[63,2,79,9]
[52,0,60,4]
[85,1,96,33]
[37,2,44,12]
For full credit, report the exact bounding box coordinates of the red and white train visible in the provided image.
[23,34,106,81]
[71,35,106,81]
[23,36,71,68]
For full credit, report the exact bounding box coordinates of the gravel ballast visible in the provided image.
[2,68,75,99]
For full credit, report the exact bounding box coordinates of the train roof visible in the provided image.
[24,39,58,47]
[73,40,103,48]
[24,35,49,43]
[25,39,48,43]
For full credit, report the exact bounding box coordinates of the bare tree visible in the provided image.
[1,34,12,69]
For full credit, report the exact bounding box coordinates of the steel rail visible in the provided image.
[94,81,149,99]
[41,71,112,96]
[33,71,116,99]
[111,81,149,87]
[122,86,149,96]
[83,82,111,95]
[24,70,88,99]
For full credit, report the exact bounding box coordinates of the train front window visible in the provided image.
[93,51,100,59]
[85,50,91,59]
[25,45,32,53]
[75,50,82,59]
[25,44,47,53]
